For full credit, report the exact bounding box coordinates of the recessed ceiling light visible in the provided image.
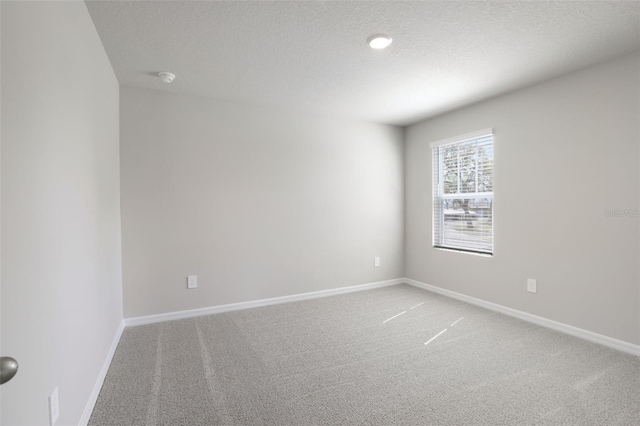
[367,34,392,49]
[158,72,176,83]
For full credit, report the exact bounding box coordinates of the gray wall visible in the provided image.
[1,2,123,425]
[405,53,640,345]
[120,87,404,318]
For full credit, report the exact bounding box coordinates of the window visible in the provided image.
[431,129,494,255]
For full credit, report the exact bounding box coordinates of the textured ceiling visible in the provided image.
[86,1,640,126]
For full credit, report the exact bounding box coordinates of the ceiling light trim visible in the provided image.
[367,34,393,49]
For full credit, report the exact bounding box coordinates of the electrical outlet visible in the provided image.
[187,275,198,289]
[49,387,59,426]
[374,257,381,267]
[527,278,537,293]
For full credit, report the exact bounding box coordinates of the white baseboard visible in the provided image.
[79,319,126,426]
[122,277,638,355]
[125,278,405,327]
[404,278,640,357]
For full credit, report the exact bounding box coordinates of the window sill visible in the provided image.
[433,247,493,257]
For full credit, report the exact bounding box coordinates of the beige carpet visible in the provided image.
[89,284,640,425]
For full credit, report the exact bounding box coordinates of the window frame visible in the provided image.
[431,129,494,256]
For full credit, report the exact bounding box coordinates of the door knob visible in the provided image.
[0,357,19,384]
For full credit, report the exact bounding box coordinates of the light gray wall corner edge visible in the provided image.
[78,320,126,426]
[401,125,408,279]
[124,278,405,327]
[637,49,640,352]
[405,278,640,356]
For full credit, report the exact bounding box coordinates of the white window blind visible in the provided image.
[431,130,494,255]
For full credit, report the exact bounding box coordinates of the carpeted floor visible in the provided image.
[89,284,640,425]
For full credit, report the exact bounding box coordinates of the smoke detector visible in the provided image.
[159,72,176,83]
